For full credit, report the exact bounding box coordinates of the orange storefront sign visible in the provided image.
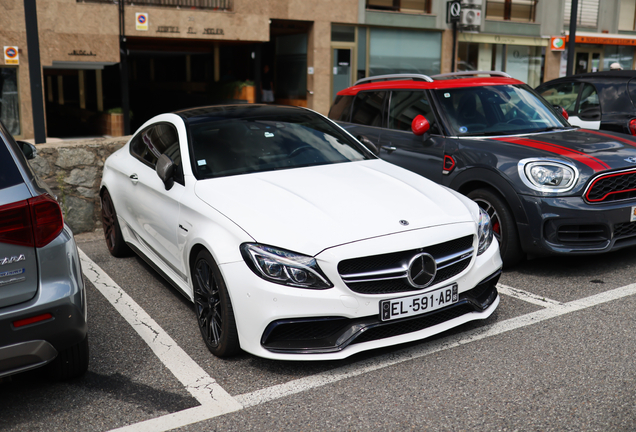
[565,35,636,46]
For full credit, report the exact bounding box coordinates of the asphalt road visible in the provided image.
[2,229,636,432]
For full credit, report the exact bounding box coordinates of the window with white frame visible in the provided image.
[618,0,636,31]
[485,0,538,22]
[366,0,432,14]
[564,0,599,28]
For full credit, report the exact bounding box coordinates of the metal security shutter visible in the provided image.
[564,0,599,28]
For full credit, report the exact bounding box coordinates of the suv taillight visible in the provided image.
[629,119,636,136]
[0,194,63,248]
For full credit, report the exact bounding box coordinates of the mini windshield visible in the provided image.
[187,109,372,178]
[433,85,569,137]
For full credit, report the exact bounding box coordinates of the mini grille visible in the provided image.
[614,221,636,238]
[337,235,474,295]
[586,170,636,203]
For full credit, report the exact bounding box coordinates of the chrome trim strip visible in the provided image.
[340,247,474,284]
[431,70,512,79]
[354,73,433,85]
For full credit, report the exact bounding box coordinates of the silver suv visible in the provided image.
[0,121,88,380]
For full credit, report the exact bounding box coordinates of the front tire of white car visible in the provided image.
[193,250,241,358]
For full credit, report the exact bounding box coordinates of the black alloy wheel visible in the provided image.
[100,189,132,257]
[467,188,524,268]
[193,250,240,357]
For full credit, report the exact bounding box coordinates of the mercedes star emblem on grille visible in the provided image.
[407,253,437,288]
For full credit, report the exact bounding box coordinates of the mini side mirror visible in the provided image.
[16,141,36,160]
[411,115,431,136]
[553,105,569,121]
[156,154,175,190]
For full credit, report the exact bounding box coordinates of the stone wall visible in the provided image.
[28,136,130,234]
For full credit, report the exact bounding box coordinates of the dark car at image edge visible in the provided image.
[329,71,636,266]
[0,121,88,380]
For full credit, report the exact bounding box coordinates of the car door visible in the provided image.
[336,90,388,151]
[537,81,581,118]
[125,122,186,277]
[377,90,445,184]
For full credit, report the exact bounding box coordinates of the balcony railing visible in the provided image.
[79,0,233,11]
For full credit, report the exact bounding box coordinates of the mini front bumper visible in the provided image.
[220,224,502,361]
[518,194,636,256]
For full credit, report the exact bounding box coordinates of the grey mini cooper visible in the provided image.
[0,121,88,380]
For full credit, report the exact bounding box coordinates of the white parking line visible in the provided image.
[80,246,636,432]
[496,283,563,307]
[78,249,243,416]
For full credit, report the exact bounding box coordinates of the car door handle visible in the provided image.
[381,145,397,153]
[129,173,139,184]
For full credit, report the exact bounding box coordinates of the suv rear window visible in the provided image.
[0,138,24,190]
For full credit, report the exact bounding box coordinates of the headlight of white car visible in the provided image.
[518,158,579,192]
[240,243,333,289]
[477,207,493,255]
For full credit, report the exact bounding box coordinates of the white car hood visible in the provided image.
[194,160,475,256]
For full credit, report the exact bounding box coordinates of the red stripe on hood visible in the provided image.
[492,137,610,172]
[579,129,636,147]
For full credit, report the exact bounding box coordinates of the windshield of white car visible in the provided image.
[187,110,372,178]
[433,85,569,137]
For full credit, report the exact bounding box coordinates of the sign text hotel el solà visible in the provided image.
[156,26,224,35]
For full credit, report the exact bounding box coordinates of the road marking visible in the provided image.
[81,240,636,431]
[78,249,243,416]
[497,283,563,307]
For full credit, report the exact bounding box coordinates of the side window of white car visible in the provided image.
[130,123,183,184]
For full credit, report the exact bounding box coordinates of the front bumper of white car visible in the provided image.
[221,222,502,361]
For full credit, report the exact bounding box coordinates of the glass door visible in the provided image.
[332,48,353,102]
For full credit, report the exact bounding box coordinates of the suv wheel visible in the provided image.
[467,188,524,267]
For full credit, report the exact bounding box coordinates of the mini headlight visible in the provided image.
[240,243,333,289]
[477,207,494,256]
[518,158,579,192]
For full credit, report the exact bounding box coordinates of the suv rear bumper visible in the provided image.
[0,226,87,378]
[518,194,636,255]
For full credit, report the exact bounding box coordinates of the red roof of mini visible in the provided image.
[337,77,525,96]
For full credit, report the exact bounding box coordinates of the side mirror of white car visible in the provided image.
[156,154,175,190]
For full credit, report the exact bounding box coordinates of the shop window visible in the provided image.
[332,26,356,43]
[486,0,538,22]
[351,91,387,127]
[0,68,20,136]
[366,0,432,14]
[603,45,634,71]
[369,28,441,76]
[564,0,599,28]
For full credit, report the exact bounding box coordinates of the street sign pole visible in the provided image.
[566,0,578,76]
[23,0,46,143]
[447,1,461,73]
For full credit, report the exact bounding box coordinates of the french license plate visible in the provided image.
[380,284,458,322]
[631,205,636,222]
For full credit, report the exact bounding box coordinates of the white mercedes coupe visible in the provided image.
[100,105,502,360]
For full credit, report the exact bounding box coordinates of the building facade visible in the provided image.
[2,0,636,139]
